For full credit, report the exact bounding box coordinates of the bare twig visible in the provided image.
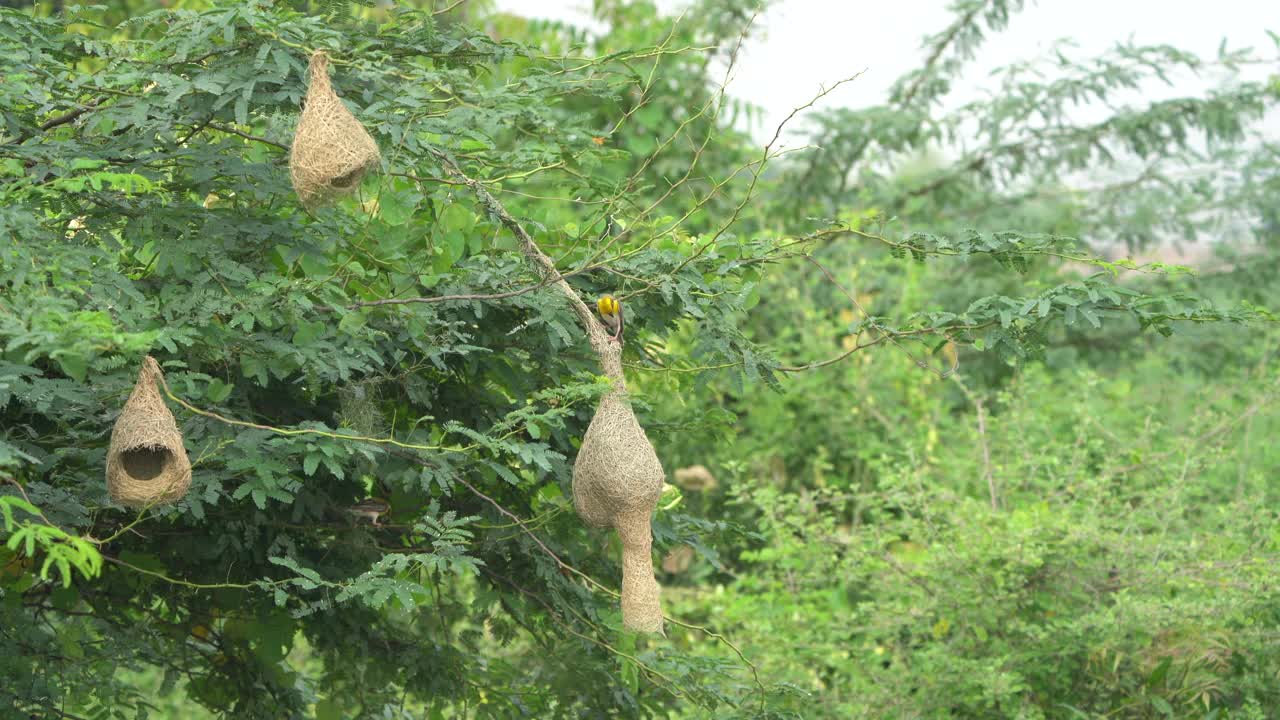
[153,367,767,701]
[425,148,613,355]
[205,122,289,151]
[481,568,687,697]
[893,1,986,107]
[952,375,998,510]
[794,253,960,378]
[431,0,469,15]
[1107,376,1280,478]
[39,99,102,131]
[661,70,867,279]
[339,278,564,310]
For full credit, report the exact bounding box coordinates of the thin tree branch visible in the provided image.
[425,147,612,356]
[952,375,998,509]
[39,99,102,131]
[205,122,289,151]
[893,1,986,107]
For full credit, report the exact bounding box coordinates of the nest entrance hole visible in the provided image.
[121,447,173,482]
[330,168,363,189]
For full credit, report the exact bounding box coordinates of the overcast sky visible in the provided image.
[493,0,1278,144]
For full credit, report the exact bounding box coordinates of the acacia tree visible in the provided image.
[0,3,791,716]
[1,1,1276,719]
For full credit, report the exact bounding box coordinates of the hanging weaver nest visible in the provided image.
[424,152,667,635]
[673,464,718,492]
[289,51,380,208]
[337,378,385,437]
[106,357,191,508]
[661,545,695,575]
[572,338,666,633]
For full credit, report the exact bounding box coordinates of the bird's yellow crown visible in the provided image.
[597,295,620,317]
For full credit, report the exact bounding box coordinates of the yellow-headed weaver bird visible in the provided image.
[346,497,391,526]
[597,294,624,343]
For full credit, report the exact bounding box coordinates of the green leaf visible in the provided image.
[205,378,233,403]
[56,353,88,382]
[379,190,420,226]
[1079,306,1101,328]
[1147,657,1172,688]
[299,253,332,278]
[316,699,343,720]
[292,320,327,346]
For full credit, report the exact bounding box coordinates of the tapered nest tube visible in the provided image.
[289,51,381,208]
[572,342,665,633]
[423,152,668,634]
[106,357,191,508]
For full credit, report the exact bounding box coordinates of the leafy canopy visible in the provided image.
[2,0,1279,718]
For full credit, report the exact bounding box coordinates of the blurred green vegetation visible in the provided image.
[2,0,1279,718]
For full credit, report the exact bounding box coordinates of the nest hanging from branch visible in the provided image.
[105,356,191,508]
[571,340,666,633]
[431,150,666,634]
[673,464,718,492]
[289,51,381,208]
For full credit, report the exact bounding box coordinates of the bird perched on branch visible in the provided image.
[597,294,624,343]
[345,498,391,526]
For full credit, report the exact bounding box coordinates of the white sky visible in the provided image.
[494,0,1279,143]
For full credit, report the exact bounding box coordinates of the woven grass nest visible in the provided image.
[289,51,380,208]
[105,356,191,508]
[572,339,665,634]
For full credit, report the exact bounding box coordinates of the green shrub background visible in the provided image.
[2,1,1278,718]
